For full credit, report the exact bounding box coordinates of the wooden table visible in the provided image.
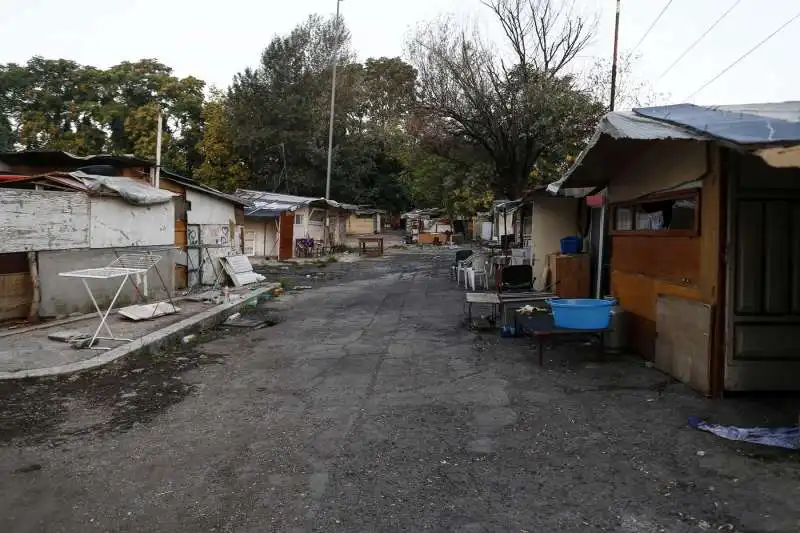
[358,236,384,256]
[465,291,553,327]
[515,312,611,366]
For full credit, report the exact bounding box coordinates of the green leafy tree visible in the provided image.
[195,92,248,191]
[0,57,204,174]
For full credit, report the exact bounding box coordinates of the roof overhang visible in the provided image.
[549,102,800,197]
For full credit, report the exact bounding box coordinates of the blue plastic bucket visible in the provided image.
[548,298,614,329]
[560,236,582,254]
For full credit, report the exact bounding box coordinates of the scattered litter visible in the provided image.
[220,255,266,287]
[118,302,180,321]
[306,274,312,278]
[186,290,222,302]
[688,417,800,450]
[226,313,241,323]
[47,330,86,343]
[225,316,267,328]
[182,334,197,344]
[696,450,706,457]
[14,463,42,474]
[293,285,313,290]
[120,391,138,399]
[517,304,548,316]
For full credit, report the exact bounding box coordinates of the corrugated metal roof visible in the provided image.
[161,170,247,207]
[236,189,354,217]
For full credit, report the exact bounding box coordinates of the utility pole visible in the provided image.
[609,0,621,111]
[595,0,620,298]
[325,0,342,200]
[154,113,163,189]
[324,0,342,253]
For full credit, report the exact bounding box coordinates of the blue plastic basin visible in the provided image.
[548,298,614,329]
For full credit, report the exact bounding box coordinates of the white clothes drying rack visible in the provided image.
[59,253,162,350]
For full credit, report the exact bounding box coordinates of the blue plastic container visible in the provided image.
[548,298,614,329]
[560,236,582,254]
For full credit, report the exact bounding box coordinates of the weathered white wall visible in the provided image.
[292,207,311,242]
[38,246,177,318]
[89,197,173,248]
[185,189,236,225]
[0,190,90,253]
[531,196,580,290]
[244,220,279,257]
[186,222,242,286]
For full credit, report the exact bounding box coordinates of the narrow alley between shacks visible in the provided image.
[1,250,799,532]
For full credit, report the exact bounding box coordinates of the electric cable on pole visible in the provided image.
[657,0,741,81]
[629,0,674,56]
[686,8,800,100]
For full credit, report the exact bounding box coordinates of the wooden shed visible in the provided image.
[553,103,800,396]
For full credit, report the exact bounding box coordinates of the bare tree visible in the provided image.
[582,54,670,110]
[406,0,603,197]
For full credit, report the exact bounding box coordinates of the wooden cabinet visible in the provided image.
[553,253,590,298]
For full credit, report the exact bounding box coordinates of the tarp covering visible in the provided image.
[72,171,175,206]
[635,103,800,145]
[688,417,800,450]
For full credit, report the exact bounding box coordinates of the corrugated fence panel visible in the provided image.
[0,190,90,253]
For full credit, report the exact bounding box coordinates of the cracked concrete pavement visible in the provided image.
[1,250,800,532]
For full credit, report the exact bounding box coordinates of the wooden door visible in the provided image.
[278,213,294,259]
[725,153,800,390]
[0,253,32,321]
[161,179,187,290]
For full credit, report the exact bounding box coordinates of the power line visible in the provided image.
[629,0,674,55]
[657,0,741,81]
[686,8,800,100]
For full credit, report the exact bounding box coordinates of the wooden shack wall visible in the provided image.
[609,143,723,372]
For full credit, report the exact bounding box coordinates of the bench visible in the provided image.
[515,312,611,366]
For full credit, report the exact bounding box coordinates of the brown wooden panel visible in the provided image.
[174,219,187,247]
[611,270,702,359]
[174,265,188,290]
[279,213,294,260]
[159,179,185,194]
[0,272,32,320]
[554,254,590,298]
[611,235,701,285]
[793,204,800,314]
[0,252,28,274]
[735,201,764,313]
[698,164,722,303]
[764,201,791,314]
[656,295,712,395]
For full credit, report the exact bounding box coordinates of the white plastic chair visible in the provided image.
[457,255,474,287]
[466,254,489,291]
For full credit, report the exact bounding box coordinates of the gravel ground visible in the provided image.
[0,250,799,532]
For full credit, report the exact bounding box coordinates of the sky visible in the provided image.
[1,0,799,108]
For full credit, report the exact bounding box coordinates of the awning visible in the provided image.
[548,101,800,196]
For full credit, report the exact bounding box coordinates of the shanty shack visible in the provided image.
[553,102,800,395]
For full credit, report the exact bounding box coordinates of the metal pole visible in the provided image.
[595,196,607,298]
[324,0,342,253]
[155,113,162,188]
[325,0,341,200]
[596,1,619,297]
[609,0,621,111]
